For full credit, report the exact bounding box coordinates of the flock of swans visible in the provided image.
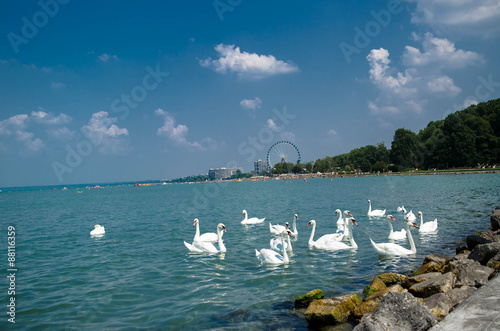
[179,200,439,265]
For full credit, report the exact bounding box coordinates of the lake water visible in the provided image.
[1,173,499,329]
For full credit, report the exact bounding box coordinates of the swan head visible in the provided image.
[386,215,396,222]
[284,229,294,237]
[307,220,316,227]
[417,211,422,218]
[350,218,358,226]
[334,209,341,215]
[218,223,227,232]
[193,218,199,226]
[344,210,353,218]
[406,217,419,229]
[94,224,101,229]
[242,210,247,215]
[368,200,371,205]
[294,214,299,220]
[285,222,290,229]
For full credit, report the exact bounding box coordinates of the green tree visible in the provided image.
[390,128,424,169]
[361,159,372,172]
[372,161,387,172]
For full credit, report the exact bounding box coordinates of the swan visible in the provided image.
[306,218,358,251]
[285,214,299,236]
[417,211,438,233]
[406,210,416,222]
[367,200,386,217]
[270,222,287,236]
[241,209,265,224]
[370,218,419,256]
[90,224,105,235]
[335,209,344,232]
[316,210,353,242]
[397,206,405,213]
[256,230,293,264]
[184,223,227,253]
[192,218,221,243]
[385,215,406,240]
[270,228,293,252]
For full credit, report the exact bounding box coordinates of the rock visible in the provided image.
[456,245,469,255]
[448,259,495,287]
[305,293,361,327]
[424,253,453,266]
[353,285,404,321]
[466,234,492,250]
[409,272,456,297]
[402,272,443,289]
[417,261,444,275]
[376,272,408,286]
[353,292,437,331]
[294,289,324,308]
[423,293,453,320]
[444,286,476,307]
[453,252,470,260]
[491,209,500,231]
[486,251,500,270]
[362,277,386,299]
[468,241,500,265]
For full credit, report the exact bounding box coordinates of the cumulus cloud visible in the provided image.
[48,127,76,140]
[410,0,500,37]
[366,33,481,116]
[81,111,129,155]
[266,119,280,131]
[0,114,45,152]
[155,109,216,151]
[200,44,299,79]
[240,97,262,110]
[31,110,71,125]
[327,129,338,136]
[98,53,119,62]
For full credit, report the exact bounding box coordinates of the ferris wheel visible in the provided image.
[267,141,301,169]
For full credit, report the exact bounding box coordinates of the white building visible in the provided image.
[254,159,269,174]
[208,167,243,180]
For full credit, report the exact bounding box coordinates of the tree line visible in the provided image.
[270,98,500,174]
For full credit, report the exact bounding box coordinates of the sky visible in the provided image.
[1,0,500,187]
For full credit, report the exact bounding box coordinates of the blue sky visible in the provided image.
[1,0,499,187]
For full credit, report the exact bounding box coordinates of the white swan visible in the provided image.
[317,210,353,242]
[397,206,405,213]
[256,230,293,264]
[270,222,287,236]
[90,224,105,236]
[385,215,406,240]
[335,209,344,232]
[307,218,358,251]
[367,200,386,217]
[184,223,227,253]
[192,218,221,243]
[406,210,416,222]
[270,228,293,252]
[417,211,438,233]
[241,209,265,224]
[370,218,419,256]
[285,214,299,237]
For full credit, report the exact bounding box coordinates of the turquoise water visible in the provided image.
[1,174,499,329]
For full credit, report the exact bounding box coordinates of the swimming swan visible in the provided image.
[270,222,287,236]
[307,217,358,251]
[285,214,299,237]
[417,211,438,233]
[90,224,105,236]
[370,218,419,256]
[256,229,293,264]
[193,218,222,243]
[184,223,227,253]
[241,210,265,224]
[367,200,386,217]
[386,215,407,240]
[317,210,353,242]
[270,228,293,252]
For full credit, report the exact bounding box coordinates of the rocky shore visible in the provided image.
[293,207,500,330]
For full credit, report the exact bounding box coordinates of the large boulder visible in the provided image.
[423,293,453,320]
[486,251,500,270]
[468,241,500,265]
[305,293,361,327]
[376,272,408,286]
[353,284,405,321]
[444,286,476,307]
[362,277,386,299]
[402,272,442,289]
[353,292,437,331]
[466,234,492,250]
[491,208,500,231]
[447,259,494,287]
[294,289,324,308]
[408,272,456,297]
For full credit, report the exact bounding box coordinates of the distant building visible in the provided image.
[208,167,243,180]
[254,159,269,174]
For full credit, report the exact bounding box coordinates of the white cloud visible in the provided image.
[200,44,299,79]
[327,129,337,136]
[240,97,262,110]
[48,127,76,140]
[98,53,119,62]
[0,114,45,152]
[155,109,215,151]
[81,111,129,155]
[368,101,400,115]
[266,119,280,131]
[31,110,71,125]
[50,82,65,89]
[427,76,461,96]
[410,0,500,37]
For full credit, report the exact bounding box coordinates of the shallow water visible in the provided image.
[1,173,499,329]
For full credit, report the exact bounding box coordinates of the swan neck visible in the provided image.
[194,222,200,239]
[348,221,357,248]
[281,232,289,263]
[217,226,226,252]
[287,232,292,251]
[407,223,416,253]
[387,220,394,234]
[308,222,316,245]
[420,213,424,227]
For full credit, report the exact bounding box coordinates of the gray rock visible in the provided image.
[409,272,456,297]
[466,234,491,250]
[444,286,476,307]
[486,251,500,270]
[468,241,500,265]
[423,293,454,320]
[491,209,500,231]
[353,292,437,331]
[402,272,443,289]
[448,259,494,287]
[305,293,361,327]
[423,253,453,266]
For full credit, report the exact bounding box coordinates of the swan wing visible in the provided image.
[370,238,412,256]
[256,248,284,264]
[420,219,438,233]
[197,232,220,242]
[184,241,204,253]
[388,229,407,240]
